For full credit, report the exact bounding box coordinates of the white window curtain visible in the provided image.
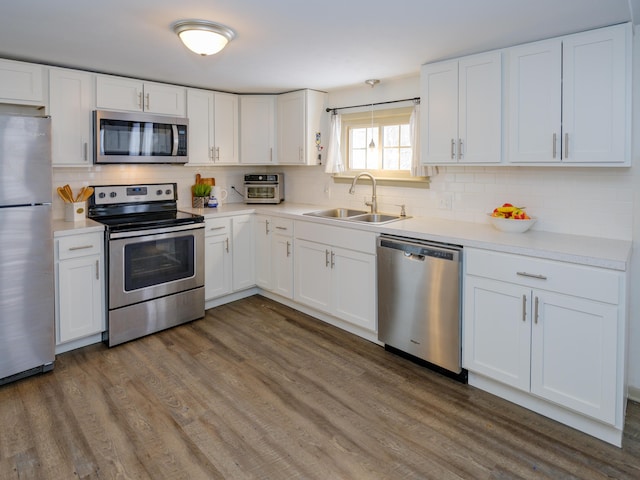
[410,102,437,177]
[324,112,345,174]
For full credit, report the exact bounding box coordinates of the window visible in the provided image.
[342,106,414,178]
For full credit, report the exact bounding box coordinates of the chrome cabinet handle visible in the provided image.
[458,139,463,159]
[145,93,150,110]
[270,147,273,162]
[265,219,270,235]
[275,226,288,231]
[209,226,226,231]
[516,271,547,280]
[451,139,455,160]
[215,147,220,161]
[286,241,291,257]
[552,133,557,159]
[564,133,569,159]
[522,294,527,322]
[225,238,229,253]
[83,142,88,162]
[96,260,100,280]
[534,296,540,324]
[69,245,94,251]
[330,251,335,269]
[325,249,330,267]
[137,91,143,110]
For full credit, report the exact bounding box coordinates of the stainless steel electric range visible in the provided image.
[88,183,205,347]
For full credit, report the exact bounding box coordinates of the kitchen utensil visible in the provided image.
[57,186,73,203]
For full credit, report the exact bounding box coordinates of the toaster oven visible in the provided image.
[244,173,284,204]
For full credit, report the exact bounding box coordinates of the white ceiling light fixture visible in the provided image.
[172,20,236,56]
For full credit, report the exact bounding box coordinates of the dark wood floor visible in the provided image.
[1,295,639,479]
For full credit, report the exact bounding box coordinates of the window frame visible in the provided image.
[339,106,419,181]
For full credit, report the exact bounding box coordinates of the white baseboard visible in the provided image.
[628,386,640,403]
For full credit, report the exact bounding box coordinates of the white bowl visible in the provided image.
[487,214,536,233]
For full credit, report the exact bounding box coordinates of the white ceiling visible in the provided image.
[0,0,637,94]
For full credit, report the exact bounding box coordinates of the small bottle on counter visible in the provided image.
[208,195,218,208]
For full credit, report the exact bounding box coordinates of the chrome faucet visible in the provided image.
[349,172,377,213]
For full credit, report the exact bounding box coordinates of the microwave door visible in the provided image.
[141,122,153,156]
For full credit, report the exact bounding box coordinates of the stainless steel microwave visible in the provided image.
[93,110,188,164]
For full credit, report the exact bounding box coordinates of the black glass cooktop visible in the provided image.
[92,210,203,233]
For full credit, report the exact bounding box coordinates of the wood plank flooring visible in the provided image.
[1,295,639,479]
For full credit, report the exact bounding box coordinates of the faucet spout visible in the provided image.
[349,172,377,213]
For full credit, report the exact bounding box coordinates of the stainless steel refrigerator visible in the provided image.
[0,114,54,385]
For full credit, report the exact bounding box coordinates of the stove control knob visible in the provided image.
[156,189,163,196]
[165,189,172,195]
[98,192,106,199]
[110,192,117,198]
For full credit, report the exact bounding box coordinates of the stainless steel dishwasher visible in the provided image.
[377,235,465,380]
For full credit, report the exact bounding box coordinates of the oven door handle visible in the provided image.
[110,222,204,239]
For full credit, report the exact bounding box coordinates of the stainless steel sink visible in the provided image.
[304,208,368,219]
[303,208,408,224]
[349,213,406,224]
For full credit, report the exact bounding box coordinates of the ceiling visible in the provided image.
[0,0,637,94]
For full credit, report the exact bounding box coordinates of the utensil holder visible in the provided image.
[65,202,86,222]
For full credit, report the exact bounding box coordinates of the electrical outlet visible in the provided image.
[438,192,453,210]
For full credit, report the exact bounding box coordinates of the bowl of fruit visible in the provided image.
[488,203,536,233]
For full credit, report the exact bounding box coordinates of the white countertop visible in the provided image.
[183,202,632,271]
[53,218,105,237]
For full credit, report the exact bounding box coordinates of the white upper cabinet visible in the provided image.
[96,75,186,116]
[507,23,630,165]
[240,95,276,164]
[49,68,95,166]
[277,89,328,165]
[0,59,44,105]
[421,52,502,165]
[186,89,239,165]
[213,92,239,164]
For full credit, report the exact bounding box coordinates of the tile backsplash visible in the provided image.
[53,162,633,241]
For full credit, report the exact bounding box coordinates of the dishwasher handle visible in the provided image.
[379,236,460,262]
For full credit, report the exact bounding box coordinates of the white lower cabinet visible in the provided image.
[463,247,626,444]
[255,215,294,298]
[204,215,255,301]
[55,231,105,349]
[204,218,232,300]
[294,221,376,332]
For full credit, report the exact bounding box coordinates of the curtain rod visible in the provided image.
[326,97,420,114]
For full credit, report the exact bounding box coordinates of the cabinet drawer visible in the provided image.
[58,232,103,260]
[205,217,230,237]
[295,221,376,254]
[272,217,293,237]
[465,248,620,304]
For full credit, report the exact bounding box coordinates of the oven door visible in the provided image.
[244,184,281,203]
[109,224,204,309]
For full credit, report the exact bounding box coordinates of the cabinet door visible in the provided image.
[240,95,275,164]
[463,276,531,392]
[507,40,562,163]
[277,90,305,164]
[96,75,144,111]
[49,68,94,166]
[458,52,502,163]
[272,233,293,299]
[57,254,104,344]
[143,82,186,116]
[254,215,272,290]
[294,239,331,313]
[530,291,618,424]
[213,92,239,164]
[0,59,44,103]
[186,88,215,165]
[232,215,255,291]
[562,25,629,164]
[331,247,376,331]
[204,230,232,300]
[420,60,459,164]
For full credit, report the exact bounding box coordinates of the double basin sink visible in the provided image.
[304,208,408,224]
